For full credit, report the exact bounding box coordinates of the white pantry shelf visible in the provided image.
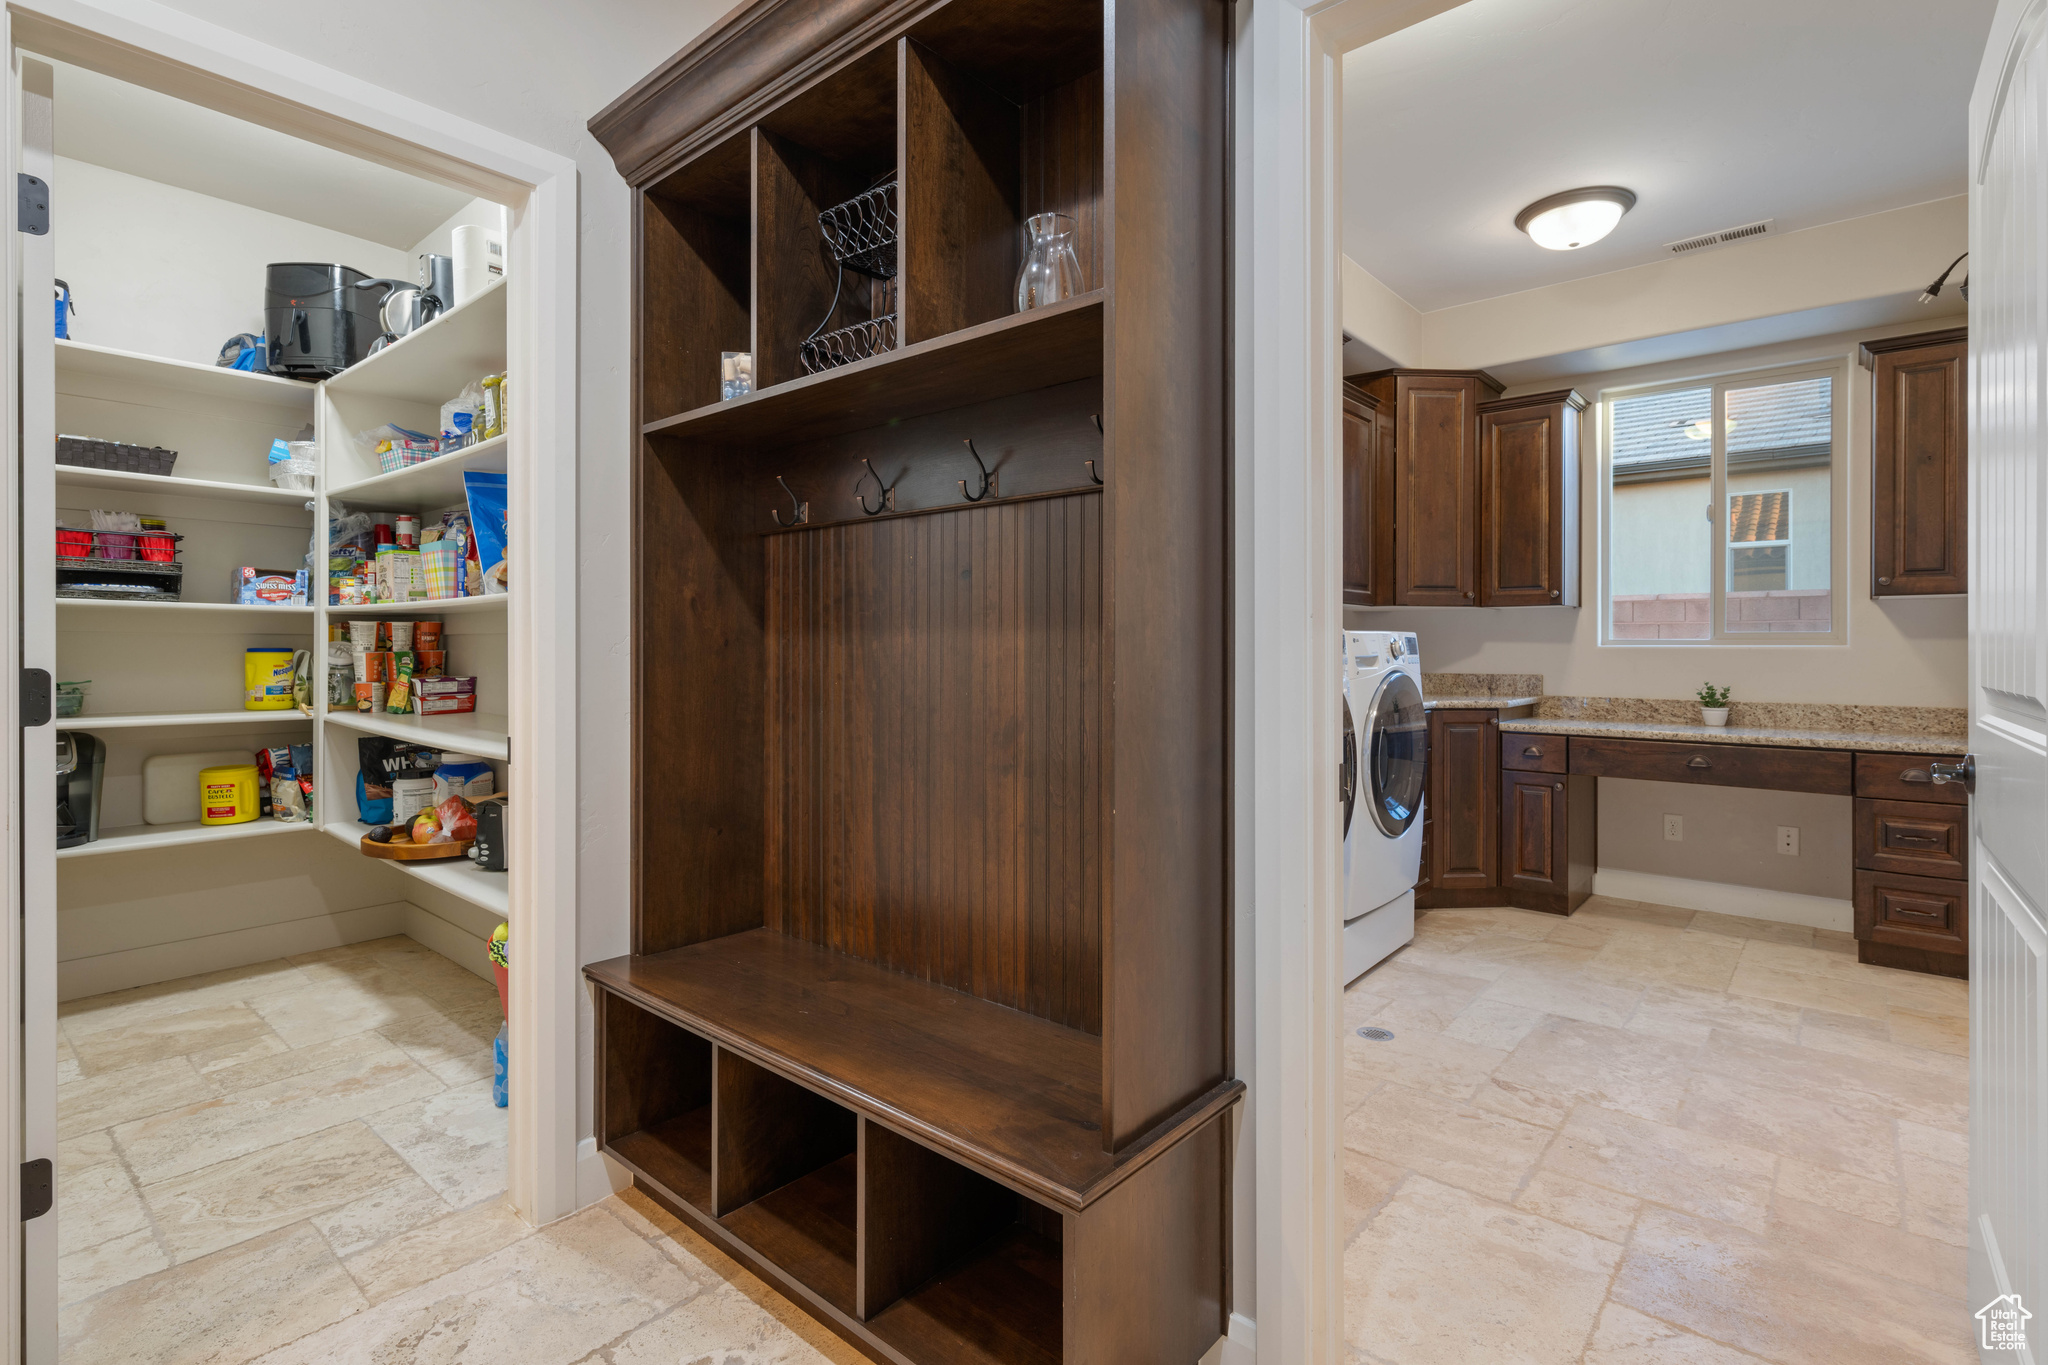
[328,594,505,617]
[320,822,508,916]
[325,279,506,407]
[58,710,312,729]
[330,433,506,507]
[323,708,509,761]
[54,465,315,509]
[55,339,316,413]
[59,818,316,860]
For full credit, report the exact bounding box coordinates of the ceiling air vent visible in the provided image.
[1666,219,1775,256]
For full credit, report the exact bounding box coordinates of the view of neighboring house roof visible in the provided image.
[1612,376,1833,483]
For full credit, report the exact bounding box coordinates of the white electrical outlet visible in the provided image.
[1777,825,1799,856]
[1663,814,1683,842]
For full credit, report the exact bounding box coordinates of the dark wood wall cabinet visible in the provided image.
[1346,373,1583,608]
[1861,328,1967,597]
[587,1,1237,1359]
[1342,382,1396,606]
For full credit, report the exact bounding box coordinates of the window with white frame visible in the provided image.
[1603,364,1841,643]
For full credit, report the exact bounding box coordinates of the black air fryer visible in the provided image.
[265,264,387,379]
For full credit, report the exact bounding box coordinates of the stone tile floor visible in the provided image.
[55,935,862,1365]
[1342,898,1972,1365]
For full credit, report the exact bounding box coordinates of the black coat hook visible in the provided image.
[771,475,809,527]
[959,438,999,503]
[854,459,895,516]
[1087,413,1104,484]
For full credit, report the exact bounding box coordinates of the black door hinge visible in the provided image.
[22,668,50,728]
[21,1158,50,1220]
[17,174,47,235]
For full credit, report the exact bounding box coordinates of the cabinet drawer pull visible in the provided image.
[1891,831,1944,846]
[1523,747,1542,757]
[1900,768,1932,784]
[1685,756,1711,769]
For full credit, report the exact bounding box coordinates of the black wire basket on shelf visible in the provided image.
[800,313,898,373]
[817,178,897,280]
[801,176,898,375]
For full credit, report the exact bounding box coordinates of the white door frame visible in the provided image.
[1234,0,1468,1358]
[4,0,582,1282]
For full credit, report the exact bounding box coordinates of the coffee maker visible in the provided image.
[56,731,104,849]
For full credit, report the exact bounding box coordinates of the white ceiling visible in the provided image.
[1343,0,1998,312]
[49,60,476,250]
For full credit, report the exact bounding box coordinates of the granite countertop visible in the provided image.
[1424,694,1541,711]
[1494,715,1967,755]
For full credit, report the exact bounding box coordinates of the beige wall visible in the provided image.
[1348,316,1968,707]
[1595,778,1852,901]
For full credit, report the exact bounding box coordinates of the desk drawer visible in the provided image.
[1566,736,1852,794]
[1854,752,1969,805]
[1855,869,1968,956]
[1501,734,1567,772]
[1855,798,1967,879]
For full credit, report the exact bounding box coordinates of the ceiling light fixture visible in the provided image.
[1514,186,1637,251]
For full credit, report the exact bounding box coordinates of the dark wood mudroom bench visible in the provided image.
[588,932,1242,1212]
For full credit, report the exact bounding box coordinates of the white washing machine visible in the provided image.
[1341,629,1426,982]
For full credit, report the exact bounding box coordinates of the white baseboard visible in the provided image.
[401,903,496,984]
[576,1135,632,1207]
[1591,868,1852,932]
[1197,1314,1256,1365]
[57,900,408,1001]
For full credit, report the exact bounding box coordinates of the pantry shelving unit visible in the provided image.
[49,270,512,928]
[314,275,513,921]
[587,0,1233,1360]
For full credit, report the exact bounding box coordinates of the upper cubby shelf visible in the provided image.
[643,290,1101,447]
[56,339,314,414]
[326,277,506,407]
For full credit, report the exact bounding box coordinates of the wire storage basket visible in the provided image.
[817,179,897,280]
[800,314,898,373]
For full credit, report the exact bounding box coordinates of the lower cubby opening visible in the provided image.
[599,992,713,1209]
[714,1047,861,1315]
[862,1120,1063,1365]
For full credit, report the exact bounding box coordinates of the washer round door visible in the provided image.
[1366,670,1426,837]
[1341,695,1358,836]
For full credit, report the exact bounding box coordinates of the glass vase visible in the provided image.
[1015,212,1083,312]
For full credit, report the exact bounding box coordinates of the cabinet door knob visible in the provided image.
[1553,781,1563,790]
[1878,577,1892,586]
[1549,590,1560,599]
[1686,755,1712,769]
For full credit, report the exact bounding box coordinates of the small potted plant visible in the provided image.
[1697,683,1732,727]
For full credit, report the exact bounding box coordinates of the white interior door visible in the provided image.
[1968,1,2048,1352]
[15,50,55,1365]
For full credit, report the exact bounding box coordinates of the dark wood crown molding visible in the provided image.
[1479,387,1586,413]
[1348,366,1506,395]
[589,0,921,187]
[1858,325,1967,370]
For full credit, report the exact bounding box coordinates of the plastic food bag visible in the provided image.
[267,438,316,491]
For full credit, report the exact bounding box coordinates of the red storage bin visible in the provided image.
[137,534,175,563]
[55,528,90,558]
